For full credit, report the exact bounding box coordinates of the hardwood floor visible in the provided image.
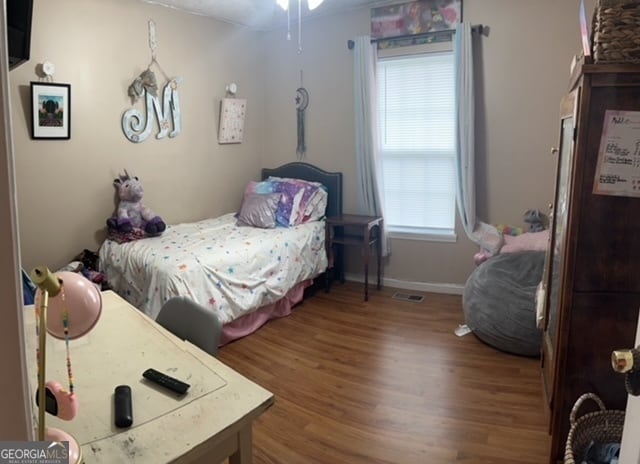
[218,282,550,464]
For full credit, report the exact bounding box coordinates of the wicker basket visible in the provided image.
[564,393,625,464]
[592,0,640,63]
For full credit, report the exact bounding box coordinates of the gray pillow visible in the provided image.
[236,193,281,228]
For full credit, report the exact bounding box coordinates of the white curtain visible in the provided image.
[454,23,502,254]
[353,36,390,257]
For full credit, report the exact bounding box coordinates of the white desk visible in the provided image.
[25,290,274,463]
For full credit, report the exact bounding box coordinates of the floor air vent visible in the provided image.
[392,292,424,303]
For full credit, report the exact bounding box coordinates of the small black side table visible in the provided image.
[325,214,383,301]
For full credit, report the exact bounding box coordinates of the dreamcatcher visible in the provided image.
[295,86,309,159]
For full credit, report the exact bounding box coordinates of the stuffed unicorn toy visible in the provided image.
[106,170,166,236]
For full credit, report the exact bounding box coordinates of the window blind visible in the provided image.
[377,51,456,234]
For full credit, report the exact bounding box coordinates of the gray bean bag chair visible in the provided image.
[462,250,545,357]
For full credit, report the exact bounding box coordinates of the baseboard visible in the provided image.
[343,273,464,295]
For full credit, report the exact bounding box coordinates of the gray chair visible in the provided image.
[156,296,222,357]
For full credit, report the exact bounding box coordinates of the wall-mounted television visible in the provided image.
[7,0,33,70]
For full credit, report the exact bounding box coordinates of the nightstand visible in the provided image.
[325,214,383,301]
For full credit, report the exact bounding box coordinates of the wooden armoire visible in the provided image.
[541,63,640,463]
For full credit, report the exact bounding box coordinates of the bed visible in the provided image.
[99,162,342,344]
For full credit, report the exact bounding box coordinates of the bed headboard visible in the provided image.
[261,162,343,218]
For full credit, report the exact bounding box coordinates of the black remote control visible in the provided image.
[142,368,190,395]
[114,385,133,428]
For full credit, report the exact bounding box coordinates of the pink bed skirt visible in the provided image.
[220,279,312,345]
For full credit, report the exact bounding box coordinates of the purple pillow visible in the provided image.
[236,193,281,228]
[240,178,327,227]
[240,180,300,227]
[267,177,327,225]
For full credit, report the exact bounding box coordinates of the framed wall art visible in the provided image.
[218,98,247,144]
[30,82,71,140]
[371,0,462,39]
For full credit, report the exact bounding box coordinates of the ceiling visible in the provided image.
[139,0,395,31]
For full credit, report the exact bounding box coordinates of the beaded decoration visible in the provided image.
[34,293,41,386]
[34,282,74,394]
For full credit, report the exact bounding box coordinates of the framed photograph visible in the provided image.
[371,0,462,39]
[30,82,71,140]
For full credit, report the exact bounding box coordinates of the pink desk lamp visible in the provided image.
[30,266,102,464]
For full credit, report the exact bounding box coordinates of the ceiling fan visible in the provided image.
[276,0,325,51]
[276,0,325,11]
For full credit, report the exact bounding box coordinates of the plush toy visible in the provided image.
[496,224,523,236]
[524,209,548,232]
[106,170,166,236]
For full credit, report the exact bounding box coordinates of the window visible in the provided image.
[377,51,456,239]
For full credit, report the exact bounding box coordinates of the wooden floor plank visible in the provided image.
[218,282,550,463]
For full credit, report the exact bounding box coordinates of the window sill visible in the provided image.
[389,228,457,243]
